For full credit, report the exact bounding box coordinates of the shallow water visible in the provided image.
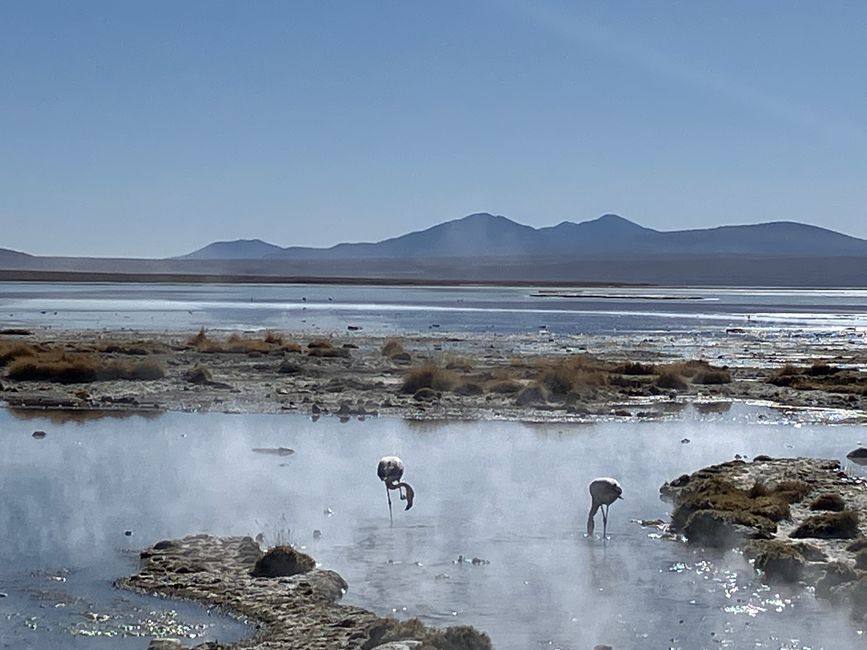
[1,405,866,648]
[4,281,867,335]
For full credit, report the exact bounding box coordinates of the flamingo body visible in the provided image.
[377,456,415,522]
[587,477,623,538]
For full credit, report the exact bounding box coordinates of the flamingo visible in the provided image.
[587,477,623,538]
[377,456,415,524]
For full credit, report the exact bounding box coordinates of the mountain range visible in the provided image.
[181,213,867,260]
[3,213,867,286]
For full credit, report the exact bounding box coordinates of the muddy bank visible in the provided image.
[1,328,866,423]
[661,457,867,622]
[119,535,491,650]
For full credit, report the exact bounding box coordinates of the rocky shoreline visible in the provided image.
[661,456,867,623]
[2,327,866,424]
[118,535,491,650]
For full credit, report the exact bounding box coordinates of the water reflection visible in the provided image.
[0,405,865,648]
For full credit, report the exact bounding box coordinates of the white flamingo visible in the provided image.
[587,477,623,538]
[377,456,415,524]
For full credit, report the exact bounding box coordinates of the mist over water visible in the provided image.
[1,405,866,648]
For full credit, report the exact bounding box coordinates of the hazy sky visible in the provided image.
[2,1,867,258]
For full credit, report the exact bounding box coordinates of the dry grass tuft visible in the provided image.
[0,340,38,366]
[805,362,839,376]
[306,340,350,358]
[7,353,164,384]
[790,511,860,539]
[186,328,295,354]
[536,355,607,396]
[810,493,846,512]
[381,338,405,358]
[487,379,522,394]
[656,371,688,390]
[445,356,474,372]
[693,368,732,384]
[612,361,656,375]
[97,339,170,355]
[672,475,804,532]
[187,327,211,350]
[401,364,457,393]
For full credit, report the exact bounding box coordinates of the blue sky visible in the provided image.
[2,1,866,257]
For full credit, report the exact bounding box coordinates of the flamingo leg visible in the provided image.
[602,504,609,538]
[385,483,393,525]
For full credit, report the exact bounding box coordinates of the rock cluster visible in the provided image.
[120,534,492,650]
[661,457,867,622]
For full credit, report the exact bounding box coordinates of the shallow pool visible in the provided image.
[1,404,865,649]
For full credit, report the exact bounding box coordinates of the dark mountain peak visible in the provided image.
[546,213,650,237]
[180,238,285,260]
[596,213,632,223]
[448,212,522,228]
[461,212,499,221]
[0,246,32,259]
[581,213,646,229]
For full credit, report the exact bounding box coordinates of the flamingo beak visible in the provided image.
[618,495,624,500]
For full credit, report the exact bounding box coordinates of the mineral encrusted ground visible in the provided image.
[661,457,867,622]
[117,534,491,650]
[3,328,867,424]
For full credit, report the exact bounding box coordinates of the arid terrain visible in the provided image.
[2,327,866,423]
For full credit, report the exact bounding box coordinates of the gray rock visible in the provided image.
[148,640,184,650]
[251,545,315,578]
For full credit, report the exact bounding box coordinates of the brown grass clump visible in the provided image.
[445,356,474,372]
[659,360,731,384]
[655,371,688,390]
[187,327,211,350]
[6,354,164,384]
[225,333,271,353]
[0,340,38,366]
[381,338,405,358]
[692,368,732,384]
[612,361,656,375]
[671,476,804,532]
[401,364,457,394]
[805,362,839,376]
[250,545,315,578]
[368,616,492,650]
[747,481,770,499]
[790,511,860,539]
[767,361,867,395]
[810,493,846,512]
[306,340,350,358]
[183,366,213,385]
[487,379,522,394]
[537,355,607,396]
[187,328,296,354]
[97,339,170,355]
[454,382,484,396]
[773,480,812,504]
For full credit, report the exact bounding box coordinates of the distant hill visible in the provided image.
[179,213,867,260]
[0,247,33,263]
[181,238,286,260]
